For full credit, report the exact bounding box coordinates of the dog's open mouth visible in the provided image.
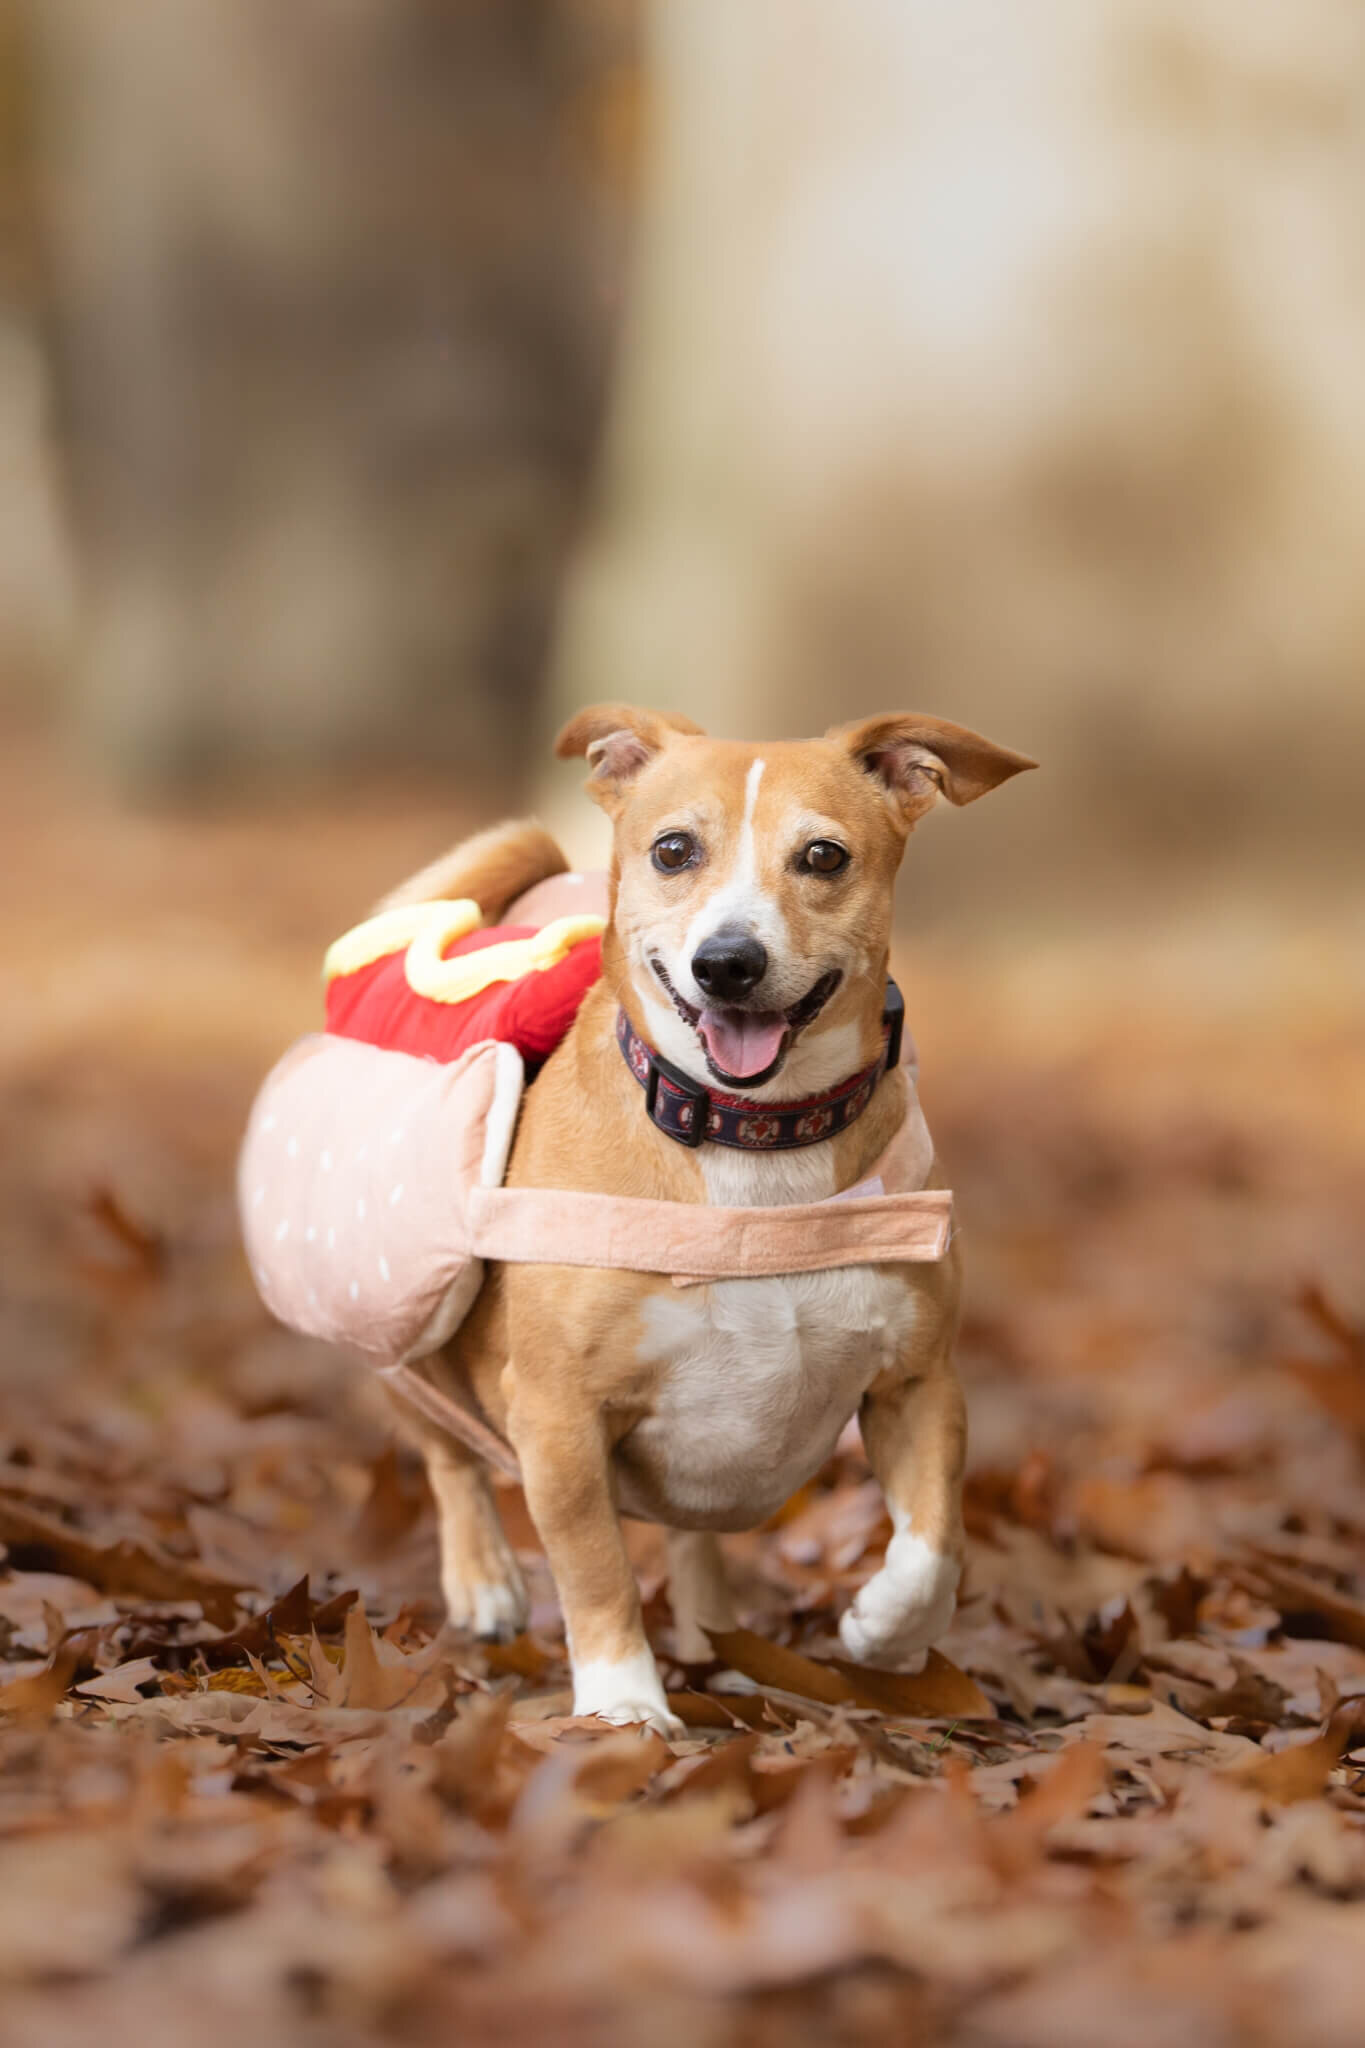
[651,962,841,1088]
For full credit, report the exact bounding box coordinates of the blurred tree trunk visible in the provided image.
[25,0,636,797]
[0,0,73,712]
[548,0,1365,916]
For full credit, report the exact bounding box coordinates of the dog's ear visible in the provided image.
[555,703,705,812]
[830,713,1037,824]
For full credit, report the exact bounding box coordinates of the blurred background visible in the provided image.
[4,0,1364,912]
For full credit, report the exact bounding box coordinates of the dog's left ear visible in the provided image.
[555,702,705,813]
[830,713,1037,824]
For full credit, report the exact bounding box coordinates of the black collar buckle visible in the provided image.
[644,1044,710,1147]
[881,978,905,1072]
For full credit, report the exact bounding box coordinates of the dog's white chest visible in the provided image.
[619,1260,918,1530]
[613,1120,930,1528]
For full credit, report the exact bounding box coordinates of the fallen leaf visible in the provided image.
[335,1602,444,1711]
[826,1650,993,1720]
[0,1641,83,1720]
[0,1497,245,1629]
[572,1728,672,1807]
[1242,1558,1365,1651]
[989,1741,1108,1871]
[1231,1707,1365,1805]
[707,1627,989,1719]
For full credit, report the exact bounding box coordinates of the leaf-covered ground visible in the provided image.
[4,728,1365,2046]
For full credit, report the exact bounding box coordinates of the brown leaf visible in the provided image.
[707,1627,989,1719]
[706,1627,855,1706]
[0,1496,244,1629]
[484,1634,553,1682]
[754,1746,862,1819]
[572,1728,672,1807]
[336,1601,442,1711]
[768,1753,848,1870]
[1231,1706,1365,1805]
[1188,1658,1290,1730]
[667,1690,775,1731]
[1281,1288,1365,1442]
[0,1641,83,1721]
[1244,1558,1365,1650]
[665,1731,764,1803]
[1149,1565,1209,1639]
[193,1575,356,1668]
[311,1586,362,1635]
[826,1650,993,1721]
[1081,1598,1139,1680]
[989,1741,1108,1871]
[430,1691,515,1809]
[367,1744,448,1876]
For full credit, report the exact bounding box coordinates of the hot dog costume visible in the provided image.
[239,874,952,1474]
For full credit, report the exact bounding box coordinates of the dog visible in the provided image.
[388,705,1034,1733]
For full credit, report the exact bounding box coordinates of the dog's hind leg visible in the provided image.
[415,1426,529,1642]
[666,1530,737,1664]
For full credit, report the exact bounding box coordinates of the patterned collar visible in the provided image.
[616,982,904,1151]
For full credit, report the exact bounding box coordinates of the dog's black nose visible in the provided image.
[691,929,768,1003]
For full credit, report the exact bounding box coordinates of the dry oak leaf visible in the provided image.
[0,1496,245,1629]
[1241,1557,1365,1652]
[1079,1699,1262,1770]
[666,1689,774,1730]
[984,1740,1109,1877]
[1228,1705,1365,1805]
[706,1626,991,1719]
[0,1640,84,1721]
[325,1603,450,1713]
[193,1576,358,1669]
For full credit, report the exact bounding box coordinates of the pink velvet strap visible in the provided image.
[378,1360,522,1480]
[382,1177,953,1480]
[465,1183,952,1283]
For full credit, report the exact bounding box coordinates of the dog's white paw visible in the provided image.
[589,1696,685,1739]
[572,1648,684,1739]
[442,1563,530,1643]
[839,1532,960,1672]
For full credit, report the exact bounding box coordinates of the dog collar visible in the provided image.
[616,981,905,1151]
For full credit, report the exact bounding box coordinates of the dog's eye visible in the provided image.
[800,839,849,875]
[652,831,699,873]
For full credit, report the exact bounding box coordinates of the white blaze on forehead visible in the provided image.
[683,757,788,966]
[739,757,765,872]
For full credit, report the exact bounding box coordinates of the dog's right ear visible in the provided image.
[554,703,705,813]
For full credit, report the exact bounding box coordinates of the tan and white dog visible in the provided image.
[393,706,1034,1734]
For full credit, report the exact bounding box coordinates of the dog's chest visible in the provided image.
[615,1144,920,1528]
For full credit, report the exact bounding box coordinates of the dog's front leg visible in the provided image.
[839,1364,966,1673]
[506,1378,682,1737]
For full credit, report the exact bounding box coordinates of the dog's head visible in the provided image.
[557,705,1035,1096]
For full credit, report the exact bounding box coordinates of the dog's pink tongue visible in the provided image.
[698,1008,787,1080]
